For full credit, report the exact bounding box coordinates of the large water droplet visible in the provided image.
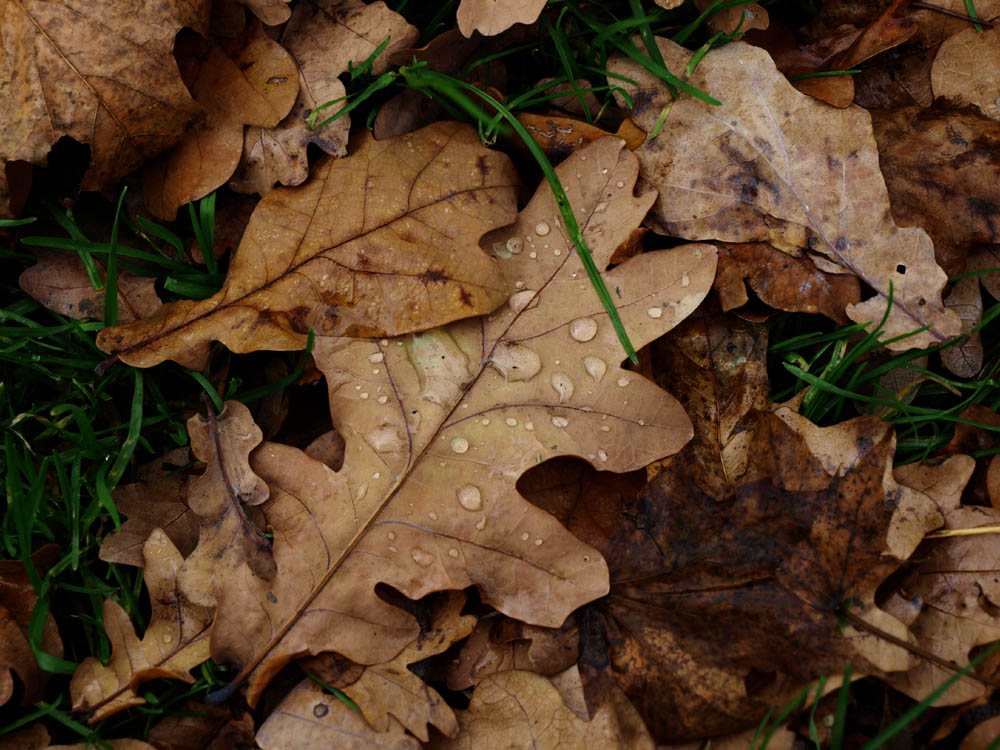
[509,289,536,314]
[506,237,523,254]
[551,416,569,428]
[451,436,470,454]
[369,352,384,363]
[534,221,550,236]
[411,547,435,567]
[458,484,483,511]
[569,317,597,342]
[505,417,518,427]
[489,343,542,382]
[583,356,606,383]
[647,306,663,319]
[550,372,574,402]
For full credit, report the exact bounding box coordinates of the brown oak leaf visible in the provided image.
[70,530,212,722]
[204,137,716,706]
[941,275,983,378]
[147,703,255,750]
[176,401,273,608]
[932,26,1000,121]
[456,0,547,37]
[0,0,208,192]
[98,122,520,369]
[609,38,960,349]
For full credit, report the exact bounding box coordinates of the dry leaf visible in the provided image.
[960,715,1000,749]
[147,703,255,750]
[713,242,860,323]
[456,0,547,37]
[610,39,960,349]
[870,105,1000,278]
[204,137,716,706]
[0,723,49,750]
[0,0,207,192]
[515,114,621,161]
[695,0,768,36]
[941,276,983,377]
[232,0,419,194]
[100,447,198,568]
[143,21,299,219]
[338,591,475,741]
[177,402,273,608]
[576,410,942,742]
[70,530,212,722]
[236,0,289,25]
[255,679,420,749]
[18,250,163,323]
[99,122,519,369]
[968,247,1000,302]
[932,27,1000,120]
[49,742,158,750]
[427,670,655,749]
[0,546,63,707]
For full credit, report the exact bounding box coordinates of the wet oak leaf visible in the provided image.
[147,703,255,750]
[579,410,941,742]
[18,250,163,323]
[609,39,960,349]
[99,122,519,369]
[255,679,420,750]
[0,0,207,192]
[713,242,861,324]
[456,0,547,37]
[143,21,299,219]
[177,401,273,608]
[49,742,158,750]
[870,105,1000,278]
[426,670,655,749]
[206,136,716,706]
[231,0,419,195]
[941,275,983,378]
[931,26,1000,121]
[70,530,213,722]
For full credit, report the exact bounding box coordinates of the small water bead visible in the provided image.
[505,417,518,427]
[601,167,609,174]
[535,537,543,545]
[529,251,537,259]
[448,548,460,558]
[551,416,569,428]
[388,531,397,541]
[373,472,381,479]
[354,384,361,390]
[534,221,551,236]
[550,372,575,402]
[597,450,608,463]
[481,418,490,426]
[475,516,487,530]
[429,511,438,521]
[600,425,610,432]
[616,180,625,188]
[584,355,607,382]
[411,547,435,567]
[369,352,384,363]
[451,436,470,454]
[377,395,388,404]
[647,307,663,319]
[617,376,630,387]
[594,201,609,213]
[524,422,534,431]
[360,392,369,399]
[514,280,525,289]
[381,339,389,346]
[372,369,380,375]
[162,633,173,644]
[506,237,523,254]
[553,248,562,256]
[520,532,530,541]
[509,289,536,314]
[458,484,483,511]
[681,271,690,287]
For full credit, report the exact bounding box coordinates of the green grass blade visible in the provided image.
[830,661,852,750]
[103,187,127,326]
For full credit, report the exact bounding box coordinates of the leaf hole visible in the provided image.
[896,264,907,274]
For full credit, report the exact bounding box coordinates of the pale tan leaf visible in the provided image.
[99,122,519,369]
[960,715,1000,750]
[932,27,1000,121]
[206,136,716,706]
[0,723,49,750]
[18,250,163,323]
[70,531,212,722]
[340,592,475,741]
[426,670,655,749]
[694,0,768,35]
[0,0,206,192]
[609,39,960,349]
[143,21,298,219]
[256,680,420,749]
[456,0,547,37]
[177,402,273,608]
[941,275,983,377]
[232,0,419,194]
[236,0,289,25]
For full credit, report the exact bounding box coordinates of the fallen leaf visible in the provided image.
[610,39,960,348]
[0,546,63,707]
[49,742,158,750]
[913,0,1000,48]
[176,401,273,608]
[255,679,420,749]
[577,409,942,742]
[456,0,547,37]
[870,104,1000,278]
[968,247,1000,302]
[695,0,768,36]
[98,122,520,369]
[0,723,49,750]
[100,447,198,568]
[426,670,655,749]
[18,250,163,323]
[143,21,299,219]
[205,137,716,706]
[960,715,1000,749]
[147,703,255,750]
[236,0,289,25]
[713,242,861,324]
[888,457,1000,706]
[338,591,475,741]
[70,530,213,722]
[932,27,1000,121]
[853,44,936,109]
[0,0,207,192]
[231,0,419,194]
[941,276,983,377]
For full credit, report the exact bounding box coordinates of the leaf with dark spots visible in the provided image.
[97,123,520,369]
[575,410,942,743]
